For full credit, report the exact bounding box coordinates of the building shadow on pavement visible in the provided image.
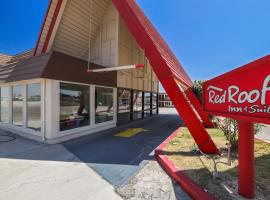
[0,108,184,188]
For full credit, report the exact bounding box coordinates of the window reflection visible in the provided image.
[60,83,90,131]
[152,93,157,115]
[133,91,142,120]
[1,87,9,123]
[12,85,23,126]
[144,92,151,117]
[95,87,114,124]
[27,83,41,131]
[118,89,131,124]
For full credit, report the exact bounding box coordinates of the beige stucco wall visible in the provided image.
[117,18,158,92]
[91,2,118,67]
[44,0,158,93]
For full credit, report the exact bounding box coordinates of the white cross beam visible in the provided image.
[87,64,144,74]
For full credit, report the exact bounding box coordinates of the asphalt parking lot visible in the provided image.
[64,108,183,187]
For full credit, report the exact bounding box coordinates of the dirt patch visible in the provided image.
[117,161,191,200]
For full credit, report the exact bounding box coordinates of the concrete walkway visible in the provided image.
[0,134,122,200]
[0,108,189,200]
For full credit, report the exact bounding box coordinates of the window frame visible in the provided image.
[26,82,42,131]
[0,86,9,124]
[95,85,115,125]
[57,81,117,135]
[59,82,91,132]
[0,79,44,135]
[117,88,132,124]
[12,84,24,127]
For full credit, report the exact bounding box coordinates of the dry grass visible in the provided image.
[163,128,270,200]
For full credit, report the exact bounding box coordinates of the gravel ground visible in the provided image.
[117,160,190,200]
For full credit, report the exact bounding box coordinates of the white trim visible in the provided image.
[88,64,144,73]
[0,80,44,137]
[46,0,68,53]
[0,124,43,141]
[8,85,12,125]
[57,81,117,136]
[45,123,116,144]
[90,85,95,126]
[41,80,46,140]
[0,78,118,144]
[22,84,27,128]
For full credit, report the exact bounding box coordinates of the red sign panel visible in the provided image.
[203,55,270,124]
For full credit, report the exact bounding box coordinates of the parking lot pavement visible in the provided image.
[0,108,189,200]
[0,134,122,200]
[64,108,183,188]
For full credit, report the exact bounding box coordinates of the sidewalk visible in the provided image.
[0,134,122,200]
[0,108,189,200]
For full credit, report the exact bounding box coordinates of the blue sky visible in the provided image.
[1,0,270,90]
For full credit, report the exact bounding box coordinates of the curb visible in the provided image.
[155,128,217,200]
[255,138,270,144]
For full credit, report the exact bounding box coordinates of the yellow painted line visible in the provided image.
[115,128,146,138]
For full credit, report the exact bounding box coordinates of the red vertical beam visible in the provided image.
[238,121,255,199]
[162,78,219,154]
[185,88,214,128]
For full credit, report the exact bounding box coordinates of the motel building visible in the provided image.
[158,93,174,108]
[0,0,162,144]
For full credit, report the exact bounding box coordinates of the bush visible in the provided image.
[217,118,262,150]
[192,80,204,104]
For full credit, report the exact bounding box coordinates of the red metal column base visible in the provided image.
[185,88,215,128]
[238,121,255,199]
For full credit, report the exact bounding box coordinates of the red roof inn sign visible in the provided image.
[203,55,270,199]
[203,55,270,124]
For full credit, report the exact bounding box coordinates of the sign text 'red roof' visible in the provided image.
[203,55,270,124]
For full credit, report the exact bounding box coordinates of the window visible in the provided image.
[118,89,131,113]
[0,87,9,123]
[117,89,131,124]
[144,92,151,117]
[12,85,23,126]
[95,87,114,124]
[60,83,90,131]
[133,91,143,120]
[152,93,157,115]
[27,83,41,131]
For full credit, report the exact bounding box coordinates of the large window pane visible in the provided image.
[133,91,142,120]
[60,83,90,131]
[144,92,151,117]
[95,87,114,124]
[118,89,131,113]
[118,89,131,124]
[27,83,41,131]
[1,87,9,123]
[12,85,23,126]
[152,93,157,115]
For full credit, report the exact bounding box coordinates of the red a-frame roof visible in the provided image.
[112,0,219,154]
[34,0,219,154]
